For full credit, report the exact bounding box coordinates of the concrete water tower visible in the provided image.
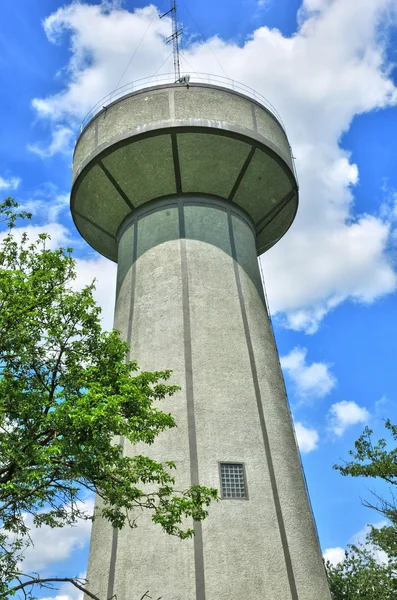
[71,19,331,600]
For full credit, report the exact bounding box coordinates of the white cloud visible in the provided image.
[42,596,76,600]
[350,521,389,564]
[381,185,397,212]
[29,0,397,331]
[280,347,336,399]
[22,190,70,223]
[265,212,396,333]
[0,175,21,190]
[374,394,393,417]
[40,573,86,600]
[328,400,370,436]
[20,500,94,573]
[0,222,71,249]
[28,125,74,158]
[32,3,170,122]
[324,521,389,566]
[350,521,387,545]
[74,255,117,330]
[323,546,345,566]
[294,421,319,453]
[41,596,77,600]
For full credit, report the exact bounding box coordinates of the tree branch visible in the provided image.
[4,577,102,600]
[3,576,160,600]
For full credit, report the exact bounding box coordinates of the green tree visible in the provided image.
[0,198,218,599]
[325,541,397,600]
[334,420,397,562]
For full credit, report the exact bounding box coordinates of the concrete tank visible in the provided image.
[71,81,331,600]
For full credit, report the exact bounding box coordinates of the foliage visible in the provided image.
[331,418,397,596]
[0,198,218,599]
[334,420,397,561]
[325,541,397,599]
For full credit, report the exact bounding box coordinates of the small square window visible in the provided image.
[220,463,247,499]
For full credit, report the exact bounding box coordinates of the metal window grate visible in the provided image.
[220,463,247,499]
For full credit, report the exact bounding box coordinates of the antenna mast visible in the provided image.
[161,0,182,82]
[171,0,181,82]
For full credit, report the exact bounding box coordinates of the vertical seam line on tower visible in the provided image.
[228,146,256,201]
[172,133,182,194]
[178,199,206,600]
[126,219,139,363]
[107,520,119,600]
[169,88,176,121]
[94,119,99,149]
[106,435,125,600]
[227,209,299,600]
[107,220,138,600]
[98,161,135,210]
[251,104,258,133]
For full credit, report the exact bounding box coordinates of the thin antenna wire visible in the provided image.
[113,2,164,92]
[179,51,199,77]
[149,49,175,81]
[161,0,182,82]
[180,0,229,79]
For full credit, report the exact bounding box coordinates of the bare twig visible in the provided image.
[139,591,162,600]
[3,577,100,600]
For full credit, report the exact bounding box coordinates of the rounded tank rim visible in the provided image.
[76,73,287,139]
[70,124,298,261]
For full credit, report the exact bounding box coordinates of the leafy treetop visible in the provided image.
[325,540,397,600]
[334,420,397,562]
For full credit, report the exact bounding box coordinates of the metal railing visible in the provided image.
[77,71,298,183]
[79,71,286,133]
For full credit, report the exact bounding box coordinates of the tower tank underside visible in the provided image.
[71,82,332,600]
[71,83,298,260]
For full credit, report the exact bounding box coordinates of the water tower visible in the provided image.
[70,10,331,599]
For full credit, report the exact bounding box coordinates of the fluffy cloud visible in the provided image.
[41,595,78,600]
[28,125,74,158]
[30,0,397,331]
[73,255,117,330]
[328,400,370,436]
[0,175,21,190]
[0,222,71,249]
[39,574,86,600]
[350,521,389,564]
[20,500,94,573]
[280,347,336,400]
[32,3,170,123]
[294,421,319,453]
[323,546,345,566]
[374,394,393,417]
[22,188,70,223]
[324,521,389,566]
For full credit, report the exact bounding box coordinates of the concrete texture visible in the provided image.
[71,83,298,260]
[83,196,332,600]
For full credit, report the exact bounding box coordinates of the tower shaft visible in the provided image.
[84,196,331,600]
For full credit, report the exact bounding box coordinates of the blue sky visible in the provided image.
[1,0,397,597]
